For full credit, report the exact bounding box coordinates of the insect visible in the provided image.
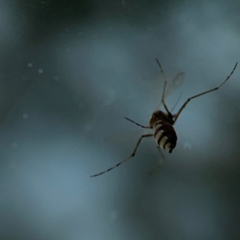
[91,59,238,177]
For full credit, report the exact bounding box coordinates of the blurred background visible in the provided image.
[0,0,240,239]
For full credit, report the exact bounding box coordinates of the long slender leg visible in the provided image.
[155,59,171,115]
[125,117,152,129]
[173,62,238,124]
[90,134,153,177]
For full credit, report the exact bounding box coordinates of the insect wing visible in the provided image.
[165,72,185,99]
[157,71,185,110]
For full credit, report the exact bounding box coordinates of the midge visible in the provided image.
[91,59,238,177]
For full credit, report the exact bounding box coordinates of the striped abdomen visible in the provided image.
[153,120,177,153]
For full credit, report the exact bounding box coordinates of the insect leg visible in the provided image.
[173,62,238,124]
[155,58,172,115]
[90,134,153,177]
[125,117,152,129]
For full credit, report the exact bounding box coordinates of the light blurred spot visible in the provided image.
[84,124,92,131]
[103,89,116,106]
[12,143,18,149]
[23,113,28,119]
[54,76,59,81]
[38,69,43,74]
[28,63,33,67]
[184,141,191,151]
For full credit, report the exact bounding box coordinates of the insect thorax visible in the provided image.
[149,110,174,128]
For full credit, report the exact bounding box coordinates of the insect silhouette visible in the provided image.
[90,59,238,177]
